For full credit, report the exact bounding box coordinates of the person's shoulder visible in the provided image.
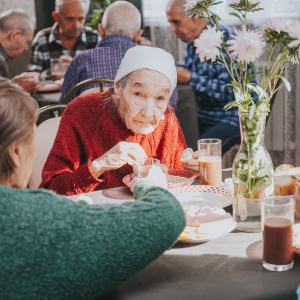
[84,26,99,35]
[33,27,52,39]
[84,26,100,42]
[163,107,180,126]
[67,90,113,115]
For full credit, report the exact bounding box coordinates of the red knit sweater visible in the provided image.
[40,91,187,195]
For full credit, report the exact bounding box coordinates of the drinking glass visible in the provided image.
[133,158,161,178]
[197,139,222,186]
[50,58,64,81]
[262,196,294,271]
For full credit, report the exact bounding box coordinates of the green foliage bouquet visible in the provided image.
[184,0,300,230]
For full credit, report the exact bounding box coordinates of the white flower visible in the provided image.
[227,27,265,63]
[184,0,198,11]
[194,25,223,62]
[285,19,300,42]
[260,18,291,34]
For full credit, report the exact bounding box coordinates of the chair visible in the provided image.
[62,78,114,104]
[28,104,66,189]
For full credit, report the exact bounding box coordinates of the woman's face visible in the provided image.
[115,69,171,135]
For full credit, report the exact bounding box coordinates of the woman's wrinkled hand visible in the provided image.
[89,142,147,178]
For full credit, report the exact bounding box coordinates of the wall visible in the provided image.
[1,0,35,18]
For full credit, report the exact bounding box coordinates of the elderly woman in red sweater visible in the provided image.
[40,46,188,195]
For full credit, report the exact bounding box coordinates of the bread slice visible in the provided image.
[274,164,300,196]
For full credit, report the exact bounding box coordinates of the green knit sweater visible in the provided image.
[0,181,185,300]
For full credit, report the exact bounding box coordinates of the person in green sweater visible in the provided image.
[0,77,186,299]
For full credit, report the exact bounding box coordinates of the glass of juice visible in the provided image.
[262,196,294,271]
[197,139,222,186]
[50,58,64,81]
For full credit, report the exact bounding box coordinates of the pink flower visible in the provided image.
[194,25,223,62]
[227,27,265,63]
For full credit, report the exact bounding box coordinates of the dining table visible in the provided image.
[68,171,300,300]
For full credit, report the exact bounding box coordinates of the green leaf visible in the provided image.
[229,12,244,24]
[276,75,291,92]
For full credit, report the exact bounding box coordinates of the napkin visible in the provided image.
[184,206,232,227]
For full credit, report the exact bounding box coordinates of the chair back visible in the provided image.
[28,105,66,189]
[62,77,114,104]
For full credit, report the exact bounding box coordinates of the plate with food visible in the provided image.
[36,80,61,93]
[169,185,233,209]
[122,169,197,189]
[178,207,236,243]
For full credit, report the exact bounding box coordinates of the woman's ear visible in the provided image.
[114,82,120,96]
[7,142,21,169]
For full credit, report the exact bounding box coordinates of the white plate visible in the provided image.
[178,218,236,243]
[169,185,233,209]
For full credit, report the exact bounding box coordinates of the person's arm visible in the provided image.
[27,31,51,80]
[189,61,234,102]
[4,181,185,298]
[181,42,234,103]
[39,103,102,195]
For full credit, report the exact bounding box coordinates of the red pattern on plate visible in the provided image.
[169,185,233,204]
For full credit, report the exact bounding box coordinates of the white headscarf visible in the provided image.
[114,46,177,92]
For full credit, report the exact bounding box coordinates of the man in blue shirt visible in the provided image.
[60,1,178,107]
[166,0,241,153]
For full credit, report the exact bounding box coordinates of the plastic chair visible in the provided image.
[62,78,114,104]
[28,104,66,189]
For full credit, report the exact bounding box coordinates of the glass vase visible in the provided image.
[232,112,274,232]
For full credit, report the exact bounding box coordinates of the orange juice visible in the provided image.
[199,156,222,186]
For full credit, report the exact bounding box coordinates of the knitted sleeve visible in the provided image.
[39,101,102,196]
[0,182,185,299]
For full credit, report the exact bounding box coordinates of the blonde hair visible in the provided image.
[0,78,38,181]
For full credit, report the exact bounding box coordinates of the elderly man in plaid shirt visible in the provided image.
[28,0,99,80]
[166,0,255,153]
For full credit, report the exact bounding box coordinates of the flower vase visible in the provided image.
[232,112,274,232]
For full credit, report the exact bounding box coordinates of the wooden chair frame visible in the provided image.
[61,78,114,104]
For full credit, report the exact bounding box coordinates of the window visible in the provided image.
[143,0,300,27]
